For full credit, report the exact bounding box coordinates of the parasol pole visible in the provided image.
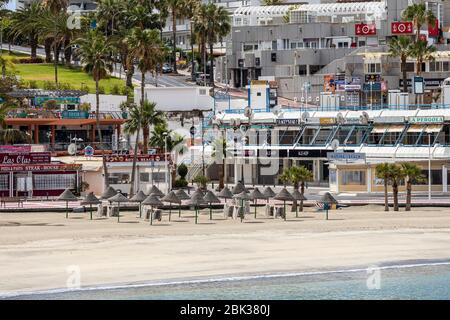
[117,202,120,223]
[90,204,93,220]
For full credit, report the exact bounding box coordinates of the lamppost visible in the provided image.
[72,136,83,155]
[163,132,169,193]
[428,133,432,201]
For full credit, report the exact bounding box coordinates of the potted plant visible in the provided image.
[78,102,91,119]
[193,174,210,191]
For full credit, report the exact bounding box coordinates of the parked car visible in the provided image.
[196,73,210,86]
[162,63,173,73]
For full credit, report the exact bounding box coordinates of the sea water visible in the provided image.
[3,261,450,300]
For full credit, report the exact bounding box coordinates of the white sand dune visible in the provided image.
[0,206,449,295]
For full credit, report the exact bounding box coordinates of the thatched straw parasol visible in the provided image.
[291,189,307,218]
[143,195,163,225]
[57,188,78,219]
[203,191,220,220]
[175,189,190,218]
[162,191,181,221]
[189,192,206,224]
[108,193,128,222]
[249,188,266,219]
[130,190,147,218]
[81,192,101,220]
[232,182,247,195]
[148,185,165,198]
[320,192,338,220]
[217,186,233,204]
[274,188,294,221]
[101,186,117,201]
[263,187,276,203]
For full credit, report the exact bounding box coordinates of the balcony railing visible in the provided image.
[7,110,128,120]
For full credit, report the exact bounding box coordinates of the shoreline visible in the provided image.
[2,258,450,299]
[1,206,450,297]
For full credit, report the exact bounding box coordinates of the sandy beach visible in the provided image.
[0,205,450,296]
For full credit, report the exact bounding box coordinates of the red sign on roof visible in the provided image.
[428,19,440,37]
[355,23,377,36]
[392,22,413,34]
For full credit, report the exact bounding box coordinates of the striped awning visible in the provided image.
[424,125,443,133]
[408,125,425,133]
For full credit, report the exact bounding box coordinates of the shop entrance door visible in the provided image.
[14,173,33,197]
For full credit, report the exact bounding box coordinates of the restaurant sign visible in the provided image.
[0,152,51,165]
[327,152,366,161]
[0,163,81,172]
[105,154,168,162]
[408,116,444,124]
[276,119,299,126]
[319,118,336,125]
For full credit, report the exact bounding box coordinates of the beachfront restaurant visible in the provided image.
[0,148,82,197]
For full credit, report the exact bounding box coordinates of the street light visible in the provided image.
[163,132,169,193]
[428,133,432,201]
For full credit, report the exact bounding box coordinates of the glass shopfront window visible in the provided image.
[341,170,366,185]
[108,173,130,185]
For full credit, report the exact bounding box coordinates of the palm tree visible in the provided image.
[194,3,231,87]
[0,104,28,144]
[183,0,201,81]
[410,40,436,76]
[402,2,436,43]
[376,163,391,212]
[74,30,114,189]
[127,28,165,107]
[211,137,228,190]
[388,36,413,93]
[401,163,424,211]
[281,166,313,212]
[10,1,42,59]
[41,0,69,63]
[0,54,13,79]
[96,0,125,36]
[124,101,165,196]
[149,122,186,184]
[166,0,189,74]
[388,164,405,212]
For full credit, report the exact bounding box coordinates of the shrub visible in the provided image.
[121,86,131,96]
[111,84,121,95]
[43,99,59,110]
[28,80,38,89]
[14,57,44,64]
[43,81,57,90]
[80,83,89,93]
[98,85,105,94]
[58,82,74,90]
[193,175,210,190]
[177,163,188,179]
[173,179,188,188]
[78,102,91,112]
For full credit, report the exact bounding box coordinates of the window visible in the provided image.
[341,170,366,185]
[404,63,415,72]
[108,173,130,185]
[365,63,381,74]
[0,174,9,190]
[140,173,150,183]
[271,53,277,62]
[34,174,76,190]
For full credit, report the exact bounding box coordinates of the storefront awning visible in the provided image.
[408,125,425,133]
[385,125,405,133]
[425,125,443,133]
[371,126,388,134]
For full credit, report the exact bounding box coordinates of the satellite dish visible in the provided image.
[337,112,345,125]
[360,111,369,124]
[301,111,310,123]
[293,97,298,103]
[330,139,340,151]
[67,143,77,156]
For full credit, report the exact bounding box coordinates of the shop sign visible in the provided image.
[327,152,366,161]
[258,149,355,158]
[355,23,376,36]
[345,84,361,91]
[0,163,81,172]
[399,78,444,88]
[408,116,444,124]
[0,152,51,165]
[105,154,168,162]
[373,116,405,124]
[276,119,299,126]
[363,83,382,91]
[0,145,32,153]
[391,22,413,34]
[365,74,381,83]
[319,118,336,125]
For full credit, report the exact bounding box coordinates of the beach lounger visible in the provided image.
[108,206,119,217]
[232,206,240,220]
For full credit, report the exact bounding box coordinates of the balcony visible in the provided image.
[7,109,127,120]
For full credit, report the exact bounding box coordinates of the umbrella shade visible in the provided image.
[274,188,294,201]
[233,191,251,200]
[81,192,101,205]
[203,191,220,203]
[148,185,165,197]
[143,194,164,206]
[263,187,276,199]
[175,189,190,200]
[130,190,147,202]
[232,182,246,194]
[189,190,206,206]
[101,186,117,200]
[292,189,307,201]
[191,189,204,201]
[249,188,266,200]
[217,186,233,199]
[162,191,181,204]
[321,192,338,205]
[108,193,129,203]
[58,188,78,201]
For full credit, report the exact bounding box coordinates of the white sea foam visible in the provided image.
[1,260,450,299]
